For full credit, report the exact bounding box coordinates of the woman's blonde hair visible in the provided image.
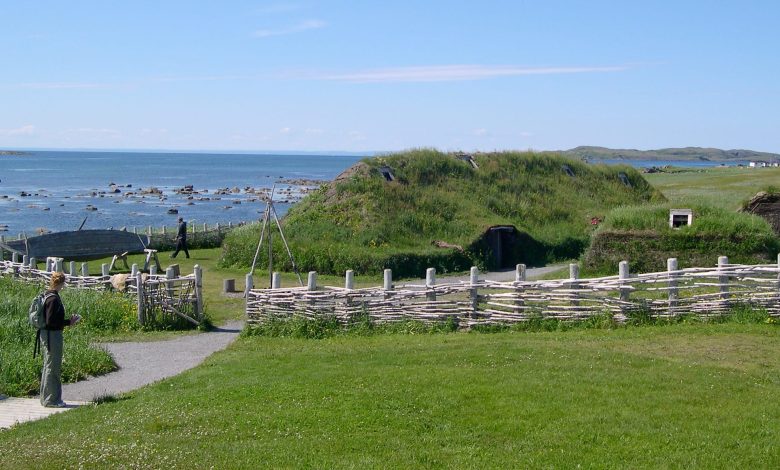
[49,272,66,290]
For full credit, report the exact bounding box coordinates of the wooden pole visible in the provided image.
[69,261,76,276]
[718,256,730,305]
[136,272,145,325]
[426,267,436,301]
[166,266,175,299]
[381,269,393,301]
[272,272,281,289]
[194,264,203,320]
[81,262,89,277]
[569,263,580,309]
[619,261,630,303]
[667,258,678,310]
[307,271,317,291]
[514,264,526,314]
[345,270,354,290]
[245,273,253,298]
[470,266,479,317]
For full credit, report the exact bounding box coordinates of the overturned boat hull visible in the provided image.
[0,229,150,261]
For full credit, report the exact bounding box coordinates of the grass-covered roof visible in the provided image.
[222,149,664,276]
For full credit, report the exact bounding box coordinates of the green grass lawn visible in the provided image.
[645,166,780,208]
[1,323,778,468]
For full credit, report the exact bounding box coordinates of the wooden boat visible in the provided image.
[0,229,150,261]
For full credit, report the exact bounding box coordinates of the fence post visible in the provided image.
[69,261,76,276]
[150,264,157,276]
[13,252,19,264]
[771,252,780,299]
[426,267,436,301]
[619,261,630,303]
[568,263,580,311]
[383,269,393,300]
[470,266,480,318]
[718,256,730,307]
[166,266,176,299]
[194,265,203,319]
[667,258,678,312]
[244,273,253,298]
[345,270,354,290]
[29,256,36,269]
[136,271,145,325]
[147,226,152,236]
[272,272,281,289]
[307,271,317,291]
[81,262,89,277]
[514,264,526,315]
[131,263,139,277]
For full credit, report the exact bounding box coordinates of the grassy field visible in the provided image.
[0,323,778,468]
[644,166,780,208]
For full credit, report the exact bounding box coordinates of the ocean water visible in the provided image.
[0,151,363,236]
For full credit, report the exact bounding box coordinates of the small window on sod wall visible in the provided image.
[669,209,693,228]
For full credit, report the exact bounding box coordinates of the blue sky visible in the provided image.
[2,1,779,153]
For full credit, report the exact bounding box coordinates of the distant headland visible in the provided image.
[0,150,31,156]
[561,146,780,162]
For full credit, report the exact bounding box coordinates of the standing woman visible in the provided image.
[39,272,81,407]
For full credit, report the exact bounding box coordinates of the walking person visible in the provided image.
[171,216,190,258]
[39,272,81,407]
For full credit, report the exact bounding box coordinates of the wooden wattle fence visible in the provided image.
[246,255,780,326]
[0,253,203,327]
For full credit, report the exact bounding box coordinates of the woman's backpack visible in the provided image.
[29,292,54,358]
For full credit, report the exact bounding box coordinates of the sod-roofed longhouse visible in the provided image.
[742,191,780,237]
[221,149,664,277]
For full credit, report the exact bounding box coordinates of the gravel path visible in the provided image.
[60,264,566,402]
[62,321,243,402]
[402,264,567,285]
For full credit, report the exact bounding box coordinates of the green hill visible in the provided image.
[221,149,664,277]
[562,146,780,162]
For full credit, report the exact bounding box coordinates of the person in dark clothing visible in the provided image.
[171,216,190,258]
[39,272,81,407]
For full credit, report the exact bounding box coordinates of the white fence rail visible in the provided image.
[0,253,203,326]
[246,255,780,326]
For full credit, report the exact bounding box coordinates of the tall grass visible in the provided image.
[0,277,139,396]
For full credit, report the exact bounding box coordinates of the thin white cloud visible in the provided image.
[319,64,628,83]
[65,128,121,137]
[0,125,35,137]
[252,19,326,38]
[473,128,490,137]
[17,82,107,89]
